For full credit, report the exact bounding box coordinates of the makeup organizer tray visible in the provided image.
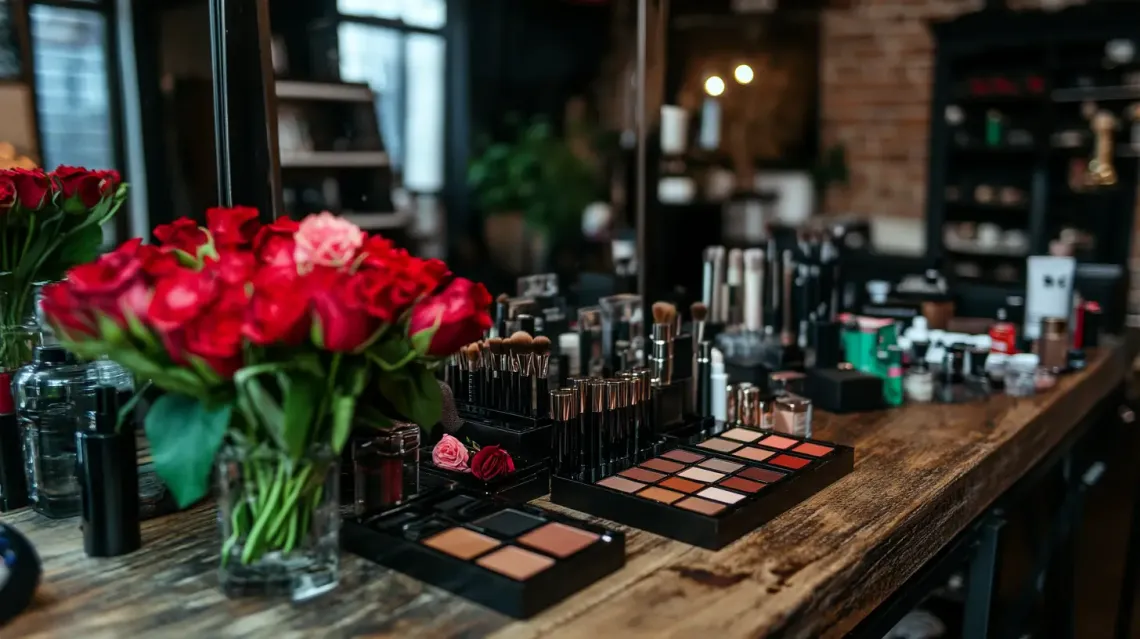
[343,486,625,618]
[455,402,552,460]
[550,432,853,549]
[421,454,551,502]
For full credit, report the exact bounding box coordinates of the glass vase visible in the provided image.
[0,282,43,372]
[351,423,420,515]
[216,444,340,601]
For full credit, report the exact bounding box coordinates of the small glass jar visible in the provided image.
[1038,317,1069,373]
[904,366,934,403]
[1035,367,1057,391]
[773,397,812,438]
[987,353,1008,390]
[1005,353,1040,397]
[352,423,421,515]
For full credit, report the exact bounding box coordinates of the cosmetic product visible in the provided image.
[1079,301,1102,348]
[344,487,625,618]
[726,248,743,325]
[765,239,781,330]
[769,371,806,398]
[773,397,812,438]
[904,339,934,403]
[811,321,841,369]
[690,302,708,350]
[1025,256,1076,341]
[724,383,740,424]
[354,425,421,512]
[533,336,552,418]
[550,390,575,475]
[494,294,510,338]
[989,307,1018,355]
[695,341,713,418]
[0,523,40,626]
[738,386,761,428]
[1005,353,1039,397]
[0,373,26,512]
[76,386,140,557]
[743,248,764,333]
[587,380,605,472]
[1035,367,1057,391]
[577,307,605,378]
[1037,317,1069,373]
[881,345,904,407]
[710,349,728,423]
[649,302,677,385]
[703,247,726,324]
[598,294,644,374]
[550,434,853,549]
[968,348,990,381]
[780,250,795,346]
[423,451,550,504]
[804,366,884,414]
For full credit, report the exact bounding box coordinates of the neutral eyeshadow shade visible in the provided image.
[661,449,706,464]
[641,458,686,474]
[721,427,763,443]
[517,522,599,558]
[738,467,787,483]
[697,438,742,453]
[423,527,502,560]
[598,476,646,493]
[720,477,765,494]
[697,486,746,505]
[793,442,835,457]
[675,496,726,515]
[760,435,798,449]
[678,467,725,483]
[732,447,774,462]
[620,467,667,483]
[699,458,744,473]
[476,546,556,581]
[638,486,685,504]
[770,454,811,470]
[659,476,703,494]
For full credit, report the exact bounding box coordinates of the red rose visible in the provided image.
[470,445,515,481]
[51,166,112,209]
[0,177,14,212]
[137,244,182,279]
[212,250,256,285]
[182,288,246,378]
[408,278,493,357]
[67,238,143,298]
[40,282,96,338]
[252,217,299,266]
[243,266,311,345]
[8,168,51,210]
[207,206,261,248]
[154,217,208,256]
[309,268,379,352]
[147,268,218,332]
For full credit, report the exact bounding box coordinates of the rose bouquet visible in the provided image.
[432,434,516,481]
[41,208,491,584]
[0,166,127,369]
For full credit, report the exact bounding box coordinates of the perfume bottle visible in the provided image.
[904,340,934,403]
[76,386,140,557]
[989,307,1017,355]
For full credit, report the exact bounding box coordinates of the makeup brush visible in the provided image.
[494,293,510,339]
[464,344,481,407]
[690,301,708,347]
[743,248,764,333]
[478,341,493,406]
[509,331,533,414]
[702,246,725,324]
[726,248,743,325]
[533,336,552,418]
[487,337,505,410]
[650,302,677,385]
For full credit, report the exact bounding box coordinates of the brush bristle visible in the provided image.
[510,330,533,344]
[690,302,708,322]
[652,301,677,325]
[488,337,504,354]
[464,345,479,364]
[496,293,510,304]
[533,335,552,354]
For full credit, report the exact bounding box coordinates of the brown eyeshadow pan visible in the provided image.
[641,458,685,474]
[738,467,787,483]
[697,438,742,453]
[660,449,705,464]
[517,522,599,558]
[675,496,726,515]
[770,454,811,470]
[720,476,766,493]
[638,486,685,504]
[794,442,835,457]
[597,476,645,493]
[732,447,774,462]
[659,477,703,494]
[476,546,556,581]
[423,527,502,560]
[619,467,666,483]
[699,458,744,473]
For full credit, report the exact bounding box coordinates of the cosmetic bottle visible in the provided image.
[550,390,576,476]
[695,342,712,417]
[1005,354,1039,397]
[773,397,812,438]
[989,307,1018,355]
[1037,317,1069,373]
[903,340,934,403]
[0,372,27,512]
[76,386,140,557]
[710,349,727,422]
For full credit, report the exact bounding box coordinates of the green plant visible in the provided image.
[467,115,599,236]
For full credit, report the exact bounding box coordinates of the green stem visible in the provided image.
[241,463,286,565]
[283,509,299,554]
[220,500,247,568]
[265,463,313,542]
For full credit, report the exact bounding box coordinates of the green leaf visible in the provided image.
[53,224,103,268]
[378,365,441,430]
[144,394,232,508]
[282,372,319,459]
[111,348,208,398]
[116,381,151,434]
[330,394,356,453]
[240,376,286,452]
[368,337,418,372]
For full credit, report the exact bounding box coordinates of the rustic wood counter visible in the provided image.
[3,340,1135,639]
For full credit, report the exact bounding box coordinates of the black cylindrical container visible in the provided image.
[549,389,575,475]
[0,372,27,512]
[76,387,140,557]
[695,342,712,418]
[588,380,605,474]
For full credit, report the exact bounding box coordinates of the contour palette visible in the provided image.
[342,487,624,618]
[550,433,853,549]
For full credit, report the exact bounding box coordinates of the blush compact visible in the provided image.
[343,487,624,618]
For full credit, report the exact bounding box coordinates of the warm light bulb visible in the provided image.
[704,76,726,97]
[734,64,754,84]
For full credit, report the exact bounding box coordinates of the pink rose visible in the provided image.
[293,211,365,272]
[432,434,470,472]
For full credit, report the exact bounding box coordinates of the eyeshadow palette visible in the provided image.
[550,433,853,549]
[343,487,624,618]
[421,455,550,503]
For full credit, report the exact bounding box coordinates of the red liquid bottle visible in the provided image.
[989,307,1017,355]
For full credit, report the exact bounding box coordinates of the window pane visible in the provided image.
[30,6,114,171]
[404,33,444,192]
[402,0,446,29]
[337,0,400,20]
[337,23,404,173]
[0,1,21,79]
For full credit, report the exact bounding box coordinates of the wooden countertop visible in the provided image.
[3,339,1135,639]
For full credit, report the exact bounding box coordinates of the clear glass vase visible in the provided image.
[216,444,340,601]
[0,282,42,372]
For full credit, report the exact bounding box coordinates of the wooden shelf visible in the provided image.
[275,80,374,102]
[280,151,390,169]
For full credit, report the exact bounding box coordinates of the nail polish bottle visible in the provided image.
[76,386,140,557]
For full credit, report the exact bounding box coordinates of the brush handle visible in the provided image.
[744,249,763,333]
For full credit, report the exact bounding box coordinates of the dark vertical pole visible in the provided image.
[444,0,471,259]
[208,0,282,218]
[635,0,648,312]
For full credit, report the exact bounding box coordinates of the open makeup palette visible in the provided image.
[343,487,624,618]
[550,429,853,549]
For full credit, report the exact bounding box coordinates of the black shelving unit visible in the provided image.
[927,3,1140,318]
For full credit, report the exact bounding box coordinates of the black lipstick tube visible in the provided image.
[587,380,605,474]
[695,341,712,418]
[0,373,27,512]
[550,389,575,475]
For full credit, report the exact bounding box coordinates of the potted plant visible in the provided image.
[467,114,599,273]
[41,208,491,601]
